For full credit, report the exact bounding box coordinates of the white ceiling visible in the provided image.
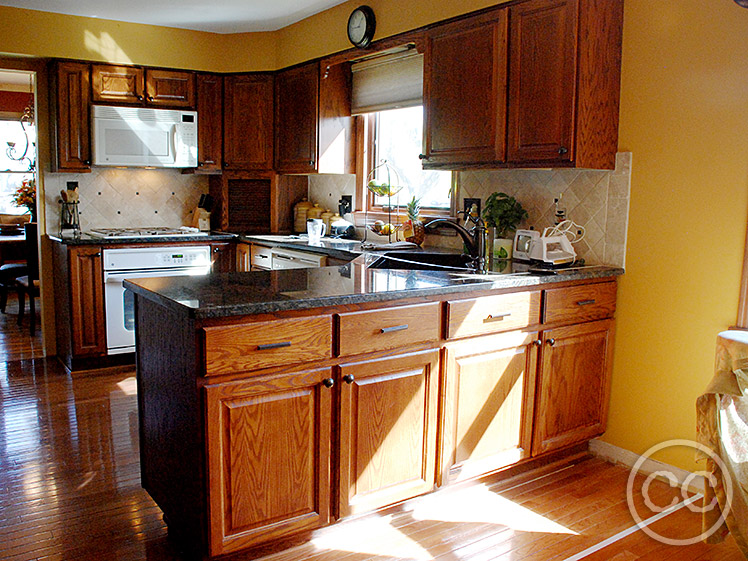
[0,0,350,33]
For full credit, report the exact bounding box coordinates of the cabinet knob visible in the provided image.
[197,161,204,167]
[418,154,429,160]
[343,374,355,384]
[534,339,542,347]
[323,378,335,388]
[84,160,91,166]
[137,94,144,101]
[547,338,556,346]
[147,95,154,102]
[223,162,229,168]
[558,146,569,155]
[309,160,315,166]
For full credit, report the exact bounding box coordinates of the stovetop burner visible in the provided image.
[88,227,208,239]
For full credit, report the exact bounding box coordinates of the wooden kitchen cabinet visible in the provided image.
[196,74,223,172]
[223,74,274,171]
[204,367,333,556]
[422,9,508,169]
[275,62,319,174]
[50,61,91,172]
[235,242,251,272]
[440,331,537,485]
[338,349,439,517]
[210,242,235,273]
[91,64,195,107]
[532,319,615,455]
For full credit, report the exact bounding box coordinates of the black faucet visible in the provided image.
[425,211,488,270]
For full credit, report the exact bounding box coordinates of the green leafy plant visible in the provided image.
[482,192,528,239]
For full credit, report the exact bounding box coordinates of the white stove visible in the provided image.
[88,226,208,239]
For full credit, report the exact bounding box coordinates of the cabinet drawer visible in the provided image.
[543,282,617,325]
[203,315,332,376]
[337,302,441,356]
[250,244,272,269]
[447,291,541,339]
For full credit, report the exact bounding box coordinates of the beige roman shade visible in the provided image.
[351,48,424,115]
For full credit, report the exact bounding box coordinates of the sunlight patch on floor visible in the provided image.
[311,515,432,560]
[409,484,579,535]
[116,377,137,396]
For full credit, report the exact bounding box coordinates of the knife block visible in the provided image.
[190,207,211,231]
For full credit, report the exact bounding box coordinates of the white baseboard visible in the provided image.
[589,439,705,494]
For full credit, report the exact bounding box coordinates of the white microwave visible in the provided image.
[92,105,198,168]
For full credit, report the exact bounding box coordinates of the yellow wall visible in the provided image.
[604,0,748,469]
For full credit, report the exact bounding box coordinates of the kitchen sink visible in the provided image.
[368,251,477,272]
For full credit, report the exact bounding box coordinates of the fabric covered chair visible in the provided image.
[16,222,39,335]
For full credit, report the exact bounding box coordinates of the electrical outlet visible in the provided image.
[463,198,481,222]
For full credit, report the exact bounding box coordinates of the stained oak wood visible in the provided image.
[533,319,615,455]
[543,281,617,325]
[250,243,273,270]
[144,68,195,107]
[92,64,145,103]
[441,331,538,485]
[68,246,106,357]
[317,61,355,174]
[422,9,508,168]
[196,73,223,172]
[210,241,235,273]
[236,242,251,272]
[337,302,440,356]
[205,367,333,555]
[446,290,541,339]
[51,61,91,172]
[338,349,439,517]
[203,315,332,376]
[507,0,578,164]
[223,74,274,171]
[275,62,319,174]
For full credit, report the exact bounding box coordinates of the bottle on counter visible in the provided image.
[293,199,314,233]
[320,209,334,234]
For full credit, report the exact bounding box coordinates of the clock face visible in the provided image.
[347,6,375,48]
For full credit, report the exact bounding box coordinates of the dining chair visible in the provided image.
[16,222,40,335]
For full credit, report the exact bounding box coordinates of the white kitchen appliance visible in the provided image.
[527,235,576,266]
[512,229,540,262]
[271,247,327,269]
[92,105,198,168]
[103,246,211,354]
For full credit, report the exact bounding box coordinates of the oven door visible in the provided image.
[103,267,208,355]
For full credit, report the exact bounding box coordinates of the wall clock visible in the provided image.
[347,6,376,48]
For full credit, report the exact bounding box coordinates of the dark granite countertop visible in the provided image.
[124,261,624,320]
[49,232,237,245]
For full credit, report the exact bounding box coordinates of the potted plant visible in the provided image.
[12,178,36,222]
[482,192,527,259]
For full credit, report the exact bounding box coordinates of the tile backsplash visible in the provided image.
[43,168,208,233]
[307,152,632,267]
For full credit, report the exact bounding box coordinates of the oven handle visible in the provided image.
[104,268,210,283]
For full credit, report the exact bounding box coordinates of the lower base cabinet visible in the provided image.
[338,349,440,517]
[204,367,333,557]
[440,331,538,485]
[532,319,615,455]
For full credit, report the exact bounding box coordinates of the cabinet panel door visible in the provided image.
[196,74,223,172]
[53,62,91,172]
[532,319,614,455]
[223,75,274,171]
[69,246,106,356]
[236,243,251,272]
[91,64,145,104]
[338,349,439,517]
[210,242,235,273]
[275,62,319,174]
[423,10,508,168]
[205,367,332,556]
[145,69,195,107]
[507,0,577,163]
[441,331,537,485]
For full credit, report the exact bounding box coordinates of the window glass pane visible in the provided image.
[0,174,33,215]
[0,120,36,173]
[373,106,451,210]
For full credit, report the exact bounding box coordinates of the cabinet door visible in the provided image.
[69,246,106,356]
[275,62,319,174]
[223,74,274,171]
[204,367,333,556]
[235,243,251,272]
[145,69,195,107]
[196,74,223,172]
[91,64,145,104]
[53,62,91,172]
[533,319,615,455]
[423,10,508,168]
[507,0,577,164]
[441,331,537,485]
[210,242,235,273]
[338,349,439,517]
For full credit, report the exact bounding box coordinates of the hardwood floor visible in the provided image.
[0,331,743,560]
[0,292,44,362]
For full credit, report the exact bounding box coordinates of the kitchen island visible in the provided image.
[126,261,622,558]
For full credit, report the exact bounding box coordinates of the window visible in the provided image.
[0,120,35,215]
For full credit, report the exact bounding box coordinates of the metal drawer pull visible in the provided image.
[576,299,596,306]
[380,324,409,334]
[484,312,512,322]
[257,341,292,351]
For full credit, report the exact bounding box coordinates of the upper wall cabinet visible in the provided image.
[223,74,274,172]
[196,74,223,173]
[91,65,195,108]
[50,61,91,173]
[422,10,508,169]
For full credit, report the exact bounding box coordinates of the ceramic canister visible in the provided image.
[293,199,314,233]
